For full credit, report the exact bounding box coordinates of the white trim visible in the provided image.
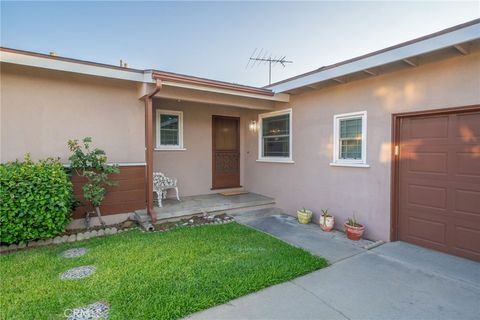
[0,51,153,83]
[267,22,480,92]
[155,109,184,150]
[329,163,370,168]
[154,148,187,151]
[257,108,293,162]
[332,111,368,166]
[256,159,295,164]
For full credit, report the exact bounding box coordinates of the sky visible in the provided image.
[1,1,479,87]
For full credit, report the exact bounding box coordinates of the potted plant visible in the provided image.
[297,208,313,224]
[344,215,365,241]
[319,209,334,232]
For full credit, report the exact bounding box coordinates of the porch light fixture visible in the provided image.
[249,120,258,132]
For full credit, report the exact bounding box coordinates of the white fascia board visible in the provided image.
[269,23,480,93]
[161,80,289,102]
[0,51,155,83]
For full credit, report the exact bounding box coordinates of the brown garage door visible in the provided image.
[397,108,480,261]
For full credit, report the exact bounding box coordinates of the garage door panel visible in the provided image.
[408,115,449,139]
[406,151,448,174]
[455,188,480,214]
[455,112,480,141]
[407,184,447,210]
[397,108,480,262]
[454,150,480,178]
[452,225,480,260]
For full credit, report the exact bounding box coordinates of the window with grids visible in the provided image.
[156,110,183,149]
[339,118,362,159]
[333,111,367,165]
[259,110,292,160]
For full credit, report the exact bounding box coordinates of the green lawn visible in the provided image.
[0,223,327,319]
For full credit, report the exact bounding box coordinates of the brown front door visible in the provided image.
[397,108,480,261]
[212,115,240,189]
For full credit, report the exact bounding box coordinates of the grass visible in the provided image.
[0,223,327,319]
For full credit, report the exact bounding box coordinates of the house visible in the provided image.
[1,19,479,261]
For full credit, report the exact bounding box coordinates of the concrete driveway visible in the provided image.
[187,209,480,320]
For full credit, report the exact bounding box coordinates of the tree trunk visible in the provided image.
[95,206,106,227]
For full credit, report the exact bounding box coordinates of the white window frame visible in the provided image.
[155,109,185,151]
[330,111,369,168]
[257,108,294,163]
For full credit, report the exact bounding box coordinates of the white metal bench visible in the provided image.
[153,172,180,207]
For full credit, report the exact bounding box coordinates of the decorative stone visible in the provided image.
[61,235,69,243]
[0,246,8,253]
[35,239,46,247]
[65,302,109,320]
[67,235,77,243]
[90,230,98,238]
[7,244,18,251]
[44,238,53,246]
[28,241,39,248]
[117,229,123,234]
[76,233,85,241]
[97,229,105,237]
[60,265,96,280]
[18,243,26,249]
[110,227,117,234]
[53,236,63,244]
[61,248,87,258]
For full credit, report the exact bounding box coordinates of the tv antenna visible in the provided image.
[246,48,293,85]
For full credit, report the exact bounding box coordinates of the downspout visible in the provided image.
[144,78,162,224]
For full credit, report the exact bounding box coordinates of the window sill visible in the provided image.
[154,148,187,151]
[329,162,370,168]
[256,159,295,164]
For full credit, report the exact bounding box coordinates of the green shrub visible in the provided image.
[0,155,73,244]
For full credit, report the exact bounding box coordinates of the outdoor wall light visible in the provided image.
[249,120,258,132]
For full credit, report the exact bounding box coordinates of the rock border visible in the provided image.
[0,227,137,254]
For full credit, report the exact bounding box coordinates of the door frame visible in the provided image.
[211,115,241,190]
[390,104,480,241]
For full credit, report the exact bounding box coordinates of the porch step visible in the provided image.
[134,192,275,224]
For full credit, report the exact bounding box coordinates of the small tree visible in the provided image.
[68,137,119,227]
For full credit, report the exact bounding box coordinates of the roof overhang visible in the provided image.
[267,19,480,94]
[151,71,289,103]
[0,47,152,83]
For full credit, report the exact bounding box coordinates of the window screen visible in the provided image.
[339,118,362,159]
[160,114,179,146]
[262,113,290,158]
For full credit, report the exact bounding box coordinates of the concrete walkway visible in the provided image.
[187,209,480,320]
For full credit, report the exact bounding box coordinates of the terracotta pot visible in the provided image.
[319,216,334,232]
[344,223,365,241]
[297,209,312,224]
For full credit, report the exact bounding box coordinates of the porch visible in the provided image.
[141,72,289,223]
[134,192,275,223]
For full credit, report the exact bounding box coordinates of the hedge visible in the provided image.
[0,155,74,244]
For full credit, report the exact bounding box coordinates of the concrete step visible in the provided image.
[134,192,275,224]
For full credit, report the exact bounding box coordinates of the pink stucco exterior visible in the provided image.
[1,46,479,241]
[243,51,480,241]
[1,64,145,163]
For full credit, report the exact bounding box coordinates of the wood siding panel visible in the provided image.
[71,166,146,219]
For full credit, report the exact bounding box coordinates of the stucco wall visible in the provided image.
[244,52,480,241]
[1,63,145,163]
[153,99,257,197]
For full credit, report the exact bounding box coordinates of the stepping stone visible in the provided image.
[60,266,96,280]
[65,302,109,319]
[61,248,88,258]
